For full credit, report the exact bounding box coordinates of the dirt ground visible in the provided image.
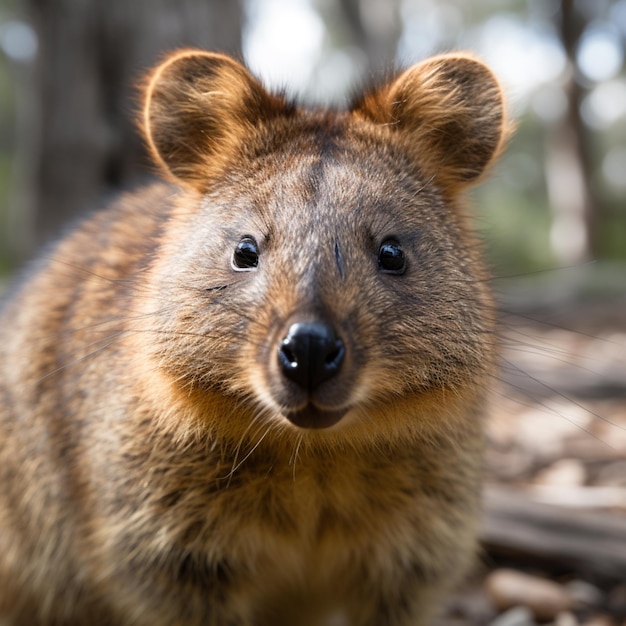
[437,286,626,626]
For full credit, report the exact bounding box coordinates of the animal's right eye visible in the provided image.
[232,236,259,271]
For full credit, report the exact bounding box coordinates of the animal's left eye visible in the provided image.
[232,236,259,271]
[378,239,406,275]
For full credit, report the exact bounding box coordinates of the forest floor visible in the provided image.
[437,273,626,626]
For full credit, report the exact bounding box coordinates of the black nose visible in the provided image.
[278,322,345,391]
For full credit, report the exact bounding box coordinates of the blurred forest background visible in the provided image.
[0,0,625,288]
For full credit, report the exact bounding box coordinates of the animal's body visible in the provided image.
[0,51,506,625]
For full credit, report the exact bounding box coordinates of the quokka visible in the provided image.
[0,49,507,625]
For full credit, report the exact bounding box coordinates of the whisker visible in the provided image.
[501,310,626,347]
[37,331,128,383]
[499,356,624,439]
[220,414,275,483]
[223,415,263,486]
[289,433,304,481]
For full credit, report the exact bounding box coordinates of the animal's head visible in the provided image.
[139,50,507,446]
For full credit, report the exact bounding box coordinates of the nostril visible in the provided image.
[278,322,345,391]
[325,342,344,369]
[279,342,297,368]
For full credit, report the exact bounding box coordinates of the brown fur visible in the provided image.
[0,50,507,625]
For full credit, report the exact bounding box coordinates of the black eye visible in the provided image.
[232,236,259,271]
[378,239,406,274]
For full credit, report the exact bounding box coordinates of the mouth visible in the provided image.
[283,404,348,430]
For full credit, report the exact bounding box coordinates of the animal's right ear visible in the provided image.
[143,50,287,189]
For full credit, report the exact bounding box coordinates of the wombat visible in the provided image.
[0,50,507,625]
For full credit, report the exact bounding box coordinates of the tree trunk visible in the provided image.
[546,0,596,264]
[12,0,243,261]
[334,0,402,74]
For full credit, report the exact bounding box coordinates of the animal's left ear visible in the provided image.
[353,54,508,190]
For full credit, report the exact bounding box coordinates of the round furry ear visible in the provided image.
[142,50,287,189]
[354,54,508,190]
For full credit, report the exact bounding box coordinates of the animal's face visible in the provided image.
[140,51,506,438]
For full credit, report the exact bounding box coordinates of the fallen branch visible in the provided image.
[481,485,626,583]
